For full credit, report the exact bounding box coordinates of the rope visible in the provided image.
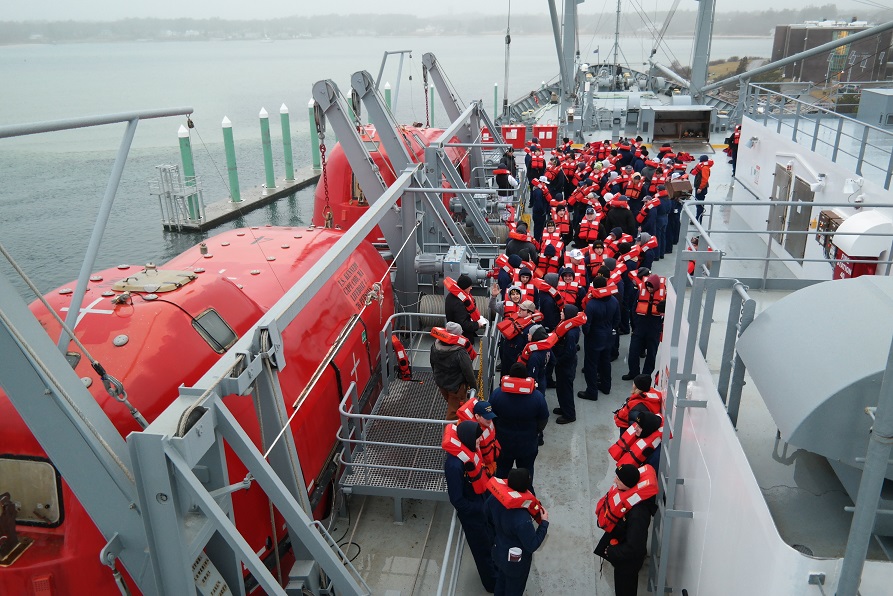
[0,240,148,429]
[0,304,135,484]
[189,118,231,197]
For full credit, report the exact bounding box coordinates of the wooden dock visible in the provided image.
[165,167,320,232]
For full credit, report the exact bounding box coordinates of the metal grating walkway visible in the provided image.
[340,372,450,499]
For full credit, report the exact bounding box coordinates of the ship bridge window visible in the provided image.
[192,308,238,353]
[0,456,63,527]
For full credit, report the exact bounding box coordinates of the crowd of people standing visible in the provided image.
[435,135,700,596]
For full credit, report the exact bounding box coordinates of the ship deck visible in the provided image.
[330,142,891,594]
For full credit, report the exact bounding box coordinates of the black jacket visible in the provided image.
[594,498,656,573]
[444,293,481,342]
[430,342,476,392]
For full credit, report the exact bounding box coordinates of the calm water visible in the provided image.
[0,34,772,294]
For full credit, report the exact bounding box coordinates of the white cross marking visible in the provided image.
[60,296,115,328]
[350,353,361,379]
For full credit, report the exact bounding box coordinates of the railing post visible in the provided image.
[856,126,870,176]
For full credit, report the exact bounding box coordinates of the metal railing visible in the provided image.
[744,84,893,190]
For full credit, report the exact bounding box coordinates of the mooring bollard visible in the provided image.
[178,125,199,219]
[309,99,321,170]
[384,82,392,111]
[280,103,295,182]
[221,116,242,203]
[259,108,276,193]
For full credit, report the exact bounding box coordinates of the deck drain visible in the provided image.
[792,544,814,556]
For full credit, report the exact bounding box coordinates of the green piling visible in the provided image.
[309,99,321,169]
[429,84,435,126]
[259,107,276,192]
[494,82,499,117]
[221,116,241,203]
[280,103,295,181]
[384,82,392,111]
[178,125,199,219]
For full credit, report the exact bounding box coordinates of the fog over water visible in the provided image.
[0,34,772,293]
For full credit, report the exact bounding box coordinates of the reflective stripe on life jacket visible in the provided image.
[442,424,490,494]
[535,254,563,278]
[609,424,663,467]
[431,326,478,360]
[551,208,571,234]
[444,276,482,320]
[392,335,412,380]
[487,476,544,523]
[595,464,659,532]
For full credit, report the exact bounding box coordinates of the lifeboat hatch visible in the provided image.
[112,266,197,293]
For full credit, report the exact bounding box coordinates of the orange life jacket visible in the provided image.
[496,312,539,340]
[609,424,663,467]
[517,332,558,365]
[614,389,664,429]
[578,217,601,243]
[625,178,645,200]
[487,476,544,523]
[595,464,659,532]
[444,276,482,320]
[392,335,412,380]
[500,375,537,394]
[430,326,478,360]
[634,278,667,316]
[532,278,565,310]
[636,197,660,224]
[551,208,571,234]
[456,398,501,474]
[530,153,545,169]
[554,312,587,337]
[557,280,582,306]
[535,253,563,278]
[586,251,605,277]
[442,424,489,494]
[580,282,619,309]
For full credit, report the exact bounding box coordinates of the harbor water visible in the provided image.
[0,34,771,294]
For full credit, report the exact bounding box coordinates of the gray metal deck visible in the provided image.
[339,372,450,504]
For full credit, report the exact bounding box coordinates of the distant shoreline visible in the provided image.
[0,34,774,48]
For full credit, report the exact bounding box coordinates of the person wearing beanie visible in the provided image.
[536,273,562,391]
[614,373,664,431]
[443,420,497,592]
[622,273,666,381]
[489,360,549,482]
[523,325,552,404]
[579,266,620,401]
[553,303,583,424]
[595,464,658,596]
[486,467,550,595]
[610,410,663,471]
[506,223,539,263]
[528,172,550,242]
[495,253,524,292]
[431,321,479,420]
[603,191,638,238]
[489,284,531,375]
[690,154,712,224]
[445,274,487,343]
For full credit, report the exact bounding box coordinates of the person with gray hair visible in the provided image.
[431,321,477,420]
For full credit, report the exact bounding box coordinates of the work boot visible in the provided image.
[577,391,597,401]
[553,407,564,415]
[556,416,576,424]
[621,372,637,381]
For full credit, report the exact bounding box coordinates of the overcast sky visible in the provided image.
[3,0,877,22]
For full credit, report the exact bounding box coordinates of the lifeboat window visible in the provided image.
[192,308,238,353]
[0,455,63,527]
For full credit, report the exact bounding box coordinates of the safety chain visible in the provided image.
[314,103,334,229]
[477,337,485,396]
[423,65,430,127]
